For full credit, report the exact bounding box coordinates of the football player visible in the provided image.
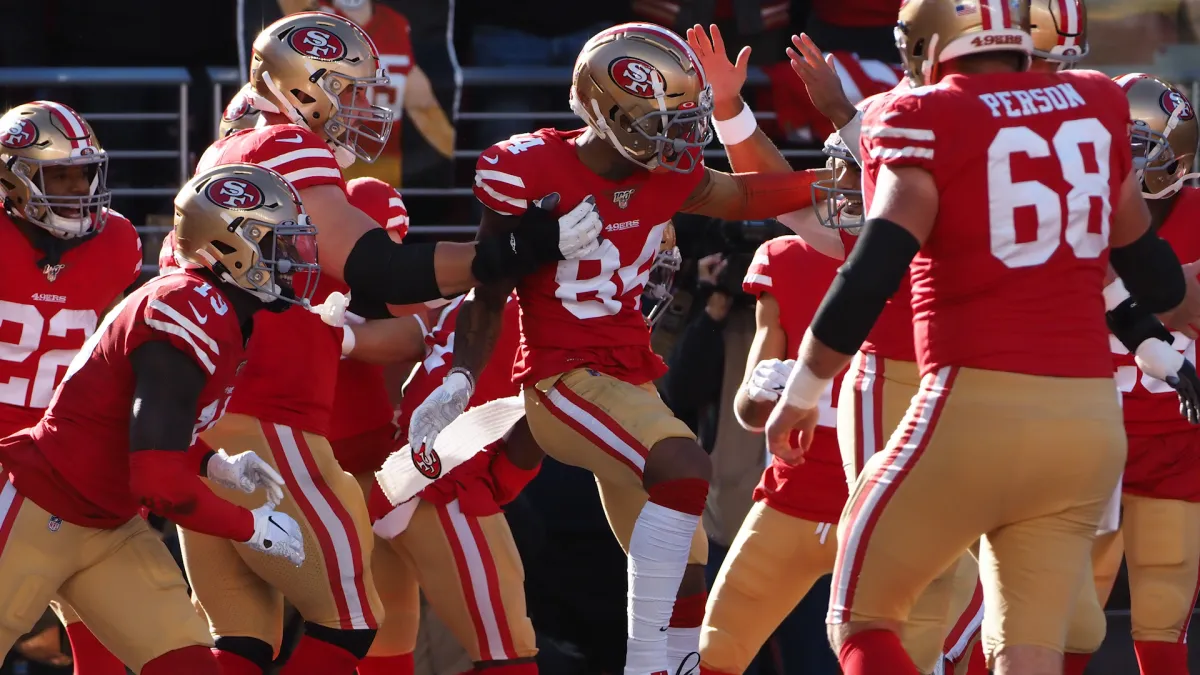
[0,100,144,675]
[407,22,830,675]
[0,163,308,675]
[1062,74,1200,675]
[764,1,1200,674]
[179,12,600,675]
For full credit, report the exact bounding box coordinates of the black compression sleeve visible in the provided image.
[810,218,921,356]
[347,291,392,320]
[1110,228,1187,314]
[343,228,442,305]
[1107,297,1174,354]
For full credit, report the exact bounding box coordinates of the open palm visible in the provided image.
[685,24,751,108]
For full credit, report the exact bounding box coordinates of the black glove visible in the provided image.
[473,193,601,283]
[1168,359,1200,425]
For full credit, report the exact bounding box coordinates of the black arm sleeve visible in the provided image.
[1107,297,1175,354]
[810,218,921,356]
[128,340,207,452]
[1110,228,1187,313]
[343,228,443,306]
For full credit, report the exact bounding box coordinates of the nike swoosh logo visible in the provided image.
[481,155,499,164]
[268,515,285,532]
[277,134,305,144]
[188,302,208,325]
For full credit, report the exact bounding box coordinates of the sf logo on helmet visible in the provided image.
[0,118,37,149]
[288,27,347,61]
[609,57,664,99]
[1161,89,1196,122]
[205,178,265,210]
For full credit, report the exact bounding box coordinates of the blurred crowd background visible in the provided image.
[3,0,1200,673]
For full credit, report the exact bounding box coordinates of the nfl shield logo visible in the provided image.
[613,188,636,209]
[43,263,66,282]
[48,515,62,532]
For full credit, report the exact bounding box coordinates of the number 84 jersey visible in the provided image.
[473,128,703,386]
[0,209,143,436]
[861,70,1134,378]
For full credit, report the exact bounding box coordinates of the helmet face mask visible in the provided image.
[643,246,682,327]
[175,164,321,308]
[0,101,111,238]
[251,12,394,166]
[570,23,713,174]
[811,141,864,234]
[1116,73,1200,200]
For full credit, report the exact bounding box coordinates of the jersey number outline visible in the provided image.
[1113,333,1195,395]
[555,222,666,320]
[0,301,99,408]
[987,118,1112,268]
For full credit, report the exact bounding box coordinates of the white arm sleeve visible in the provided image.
[836,110,864,167]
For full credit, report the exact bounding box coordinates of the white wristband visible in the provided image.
[1135,338,1185,380]
[836,110,864,167]
[1104,278,1130,311]
[782,363,831,410]
[714,103,757,146]
[341,325,356,356]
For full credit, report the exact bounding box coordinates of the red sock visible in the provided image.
[838,629,920,675]
[64,622,126,675]
[699,667,737,675]
[471,662,538,674]
[1134,640,1189,675]
[647,478,709,516]
[670,591,707,628]
[1063,651,1094,675]
[964,640,987,675]
[278,634,360,675]
[357,653,414,675]
[213,649,265,675]
[141,645,219,675]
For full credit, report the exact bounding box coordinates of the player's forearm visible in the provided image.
[777,207,846,260]
[344,317,426,366]
[683,169,822,221]
[715,98,794,174]
[451,292,510,379]
[129,450,254,541]
[733,389,774,432]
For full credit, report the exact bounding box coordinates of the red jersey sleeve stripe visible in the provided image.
[473,170,528,215]
[863,126,935,141]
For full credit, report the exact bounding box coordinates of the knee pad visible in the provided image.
[304,622,378,661]
[1131,578,1193,640]
[214,636,274,671]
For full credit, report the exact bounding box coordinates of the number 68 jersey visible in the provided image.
[0,209,143,436]
[473,127,703,386]
[861,70,1134,378]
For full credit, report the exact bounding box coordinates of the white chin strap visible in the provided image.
[332,145,356,169]
[570,92,658,170]
[1144,173,1200,200]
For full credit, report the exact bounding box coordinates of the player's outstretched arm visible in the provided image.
[342,315,427,366]
[734,293,792,432]
[304,185,599,315]
[680,166,825,221]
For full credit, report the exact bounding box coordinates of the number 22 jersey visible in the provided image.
[473,127,703,386]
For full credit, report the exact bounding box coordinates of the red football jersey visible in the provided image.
[861,71,1133,378]
[811,0,901,28]
[394,292,522,442]
[0,272,247,528]
[743,236,849,523]
[473,128,704,386]
[194,124,349,436]
[0,210,143,436]
[320,3,413,186]
[329,178,409,466]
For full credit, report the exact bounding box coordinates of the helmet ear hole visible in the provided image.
[292,90,316,105]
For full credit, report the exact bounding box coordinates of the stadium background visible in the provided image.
[2,0,1200,672]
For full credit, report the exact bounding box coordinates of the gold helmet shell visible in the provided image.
[1114,73,1199,200]
[250,11,393,166]
[0,100,110,238]
[1029,0,1087,68]
[894,0,1032,87]
[570,23,712,174]
[175,163,321,305]
[220,83,263,138]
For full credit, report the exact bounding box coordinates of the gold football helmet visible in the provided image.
[175,163,320,305]
[249,11,392,166]
[894,0,1032,86]
[1029,0,1087,68]
[570,23,712,174]
[220,83,263,138]
[644,221,682,327]
[0,101,110,238]
[1114,73,1199,200]
[811,135,864,234]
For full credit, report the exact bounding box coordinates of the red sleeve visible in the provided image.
[860,89,941,174]
[129,450,254,541]
[472,135,546,217]
[139,284,232,377]
[249,125,343,191]
[346,177,409,239]
[742,240,777,296]
[105,211,144,288]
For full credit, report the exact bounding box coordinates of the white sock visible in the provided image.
[623,501,700,675]
[667,626,701,674]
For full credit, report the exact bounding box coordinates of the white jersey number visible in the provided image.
[987,118,1111,268]
[0,302,99,408]
[556,222,666,320]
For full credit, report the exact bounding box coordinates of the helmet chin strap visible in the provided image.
[1143,172,1200,200]
[573,95,659,170]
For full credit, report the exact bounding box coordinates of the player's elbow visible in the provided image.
[1110,229,1186,314]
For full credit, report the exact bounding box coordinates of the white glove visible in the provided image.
[744,359,795,403]
[206,450,285,507]
[553,195,603,260]
[408,369,474,451]
[244,503,305,566]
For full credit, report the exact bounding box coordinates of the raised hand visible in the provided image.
[686,23,751,119]
[786,33,858,129]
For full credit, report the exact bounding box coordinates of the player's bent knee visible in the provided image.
[1064,600,1107,655]
[992,644,1062,675]
[1132,580,1193,640]
[700,627,755,675]
[827,620,899,656]
[305,622,378,661]
[644,436,712,488]
[214,636,274,671]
